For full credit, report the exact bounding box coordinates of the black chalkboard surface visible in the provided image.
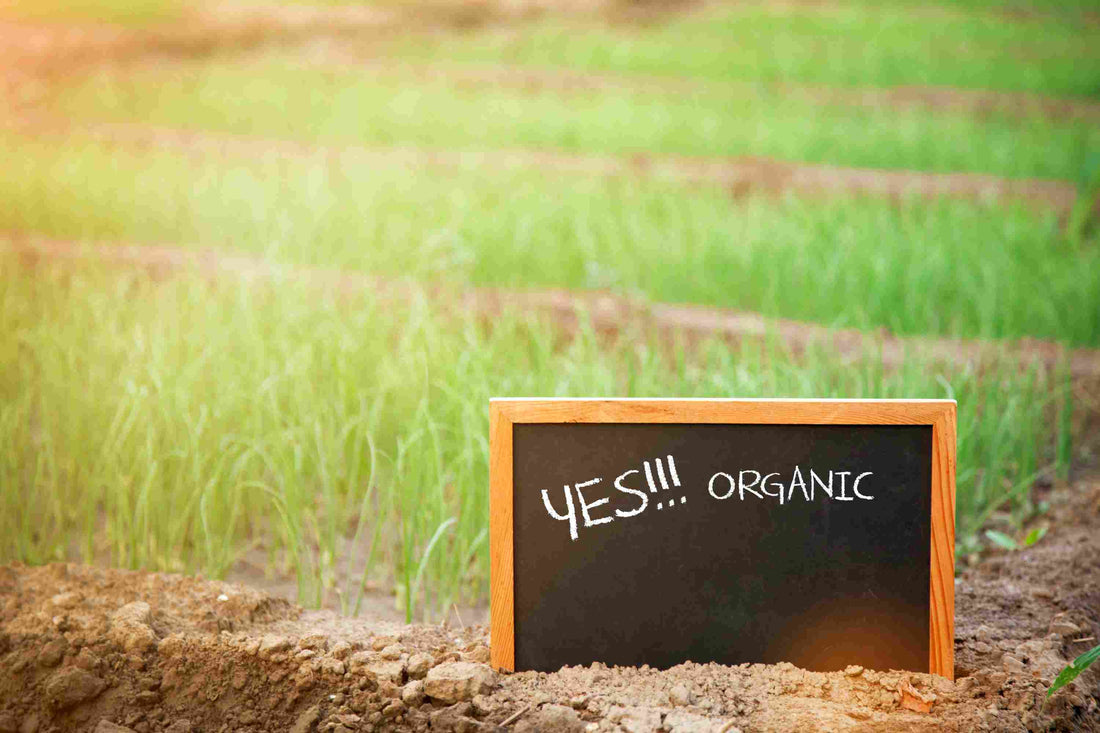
[489,400,956,678]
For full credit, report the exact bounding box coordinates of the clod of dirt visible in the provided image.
[288,704,320,733]
[349,650,406,685]
[898,679,936,714]
[379,643,404,660]
[95,720,137,733]
[515,703,584,733]
[36,638,67,668]
[402,679,427,707]
[108,601,157,654]
[668,683,692,706]
[407,652,435,679]
[424,661,499,703]
[45,667,106,709]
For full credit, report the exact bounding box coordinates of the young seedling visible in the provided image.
[984,526,1047,552]
[1048,643,1100,698]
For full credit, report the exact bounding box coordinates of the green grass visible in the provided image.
[374,3,1100,98]
[0,259,1073,617]
[54,59,1100,180]
[3,133,1099,346]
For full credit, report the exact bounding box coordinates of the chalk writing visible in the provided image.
[542,455,875,541]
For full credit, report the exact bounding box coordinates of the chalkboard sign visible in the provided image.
[489,399,955,679]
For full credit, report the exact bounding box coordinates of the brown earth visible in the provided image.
[1,469,1099,733]
[7,234,1100,382]
[3,117,1086,217]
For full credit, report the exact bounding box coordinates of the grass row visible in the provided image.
[3,133,1098,346]
[4,0,1098,101]
[53,58,1100,181]
[377,3,1100,98]
[0,260,1073,617]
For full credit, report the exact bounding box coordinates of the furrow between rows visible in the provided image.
[6,234,1099,380]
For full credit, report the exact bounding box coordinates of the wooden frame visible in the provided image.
[489,398,956,679]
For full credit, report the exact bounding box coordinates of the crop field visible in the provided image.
[1,0,1099,624]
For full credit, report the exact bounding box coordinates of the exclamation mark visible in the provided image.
[655,457,674,509]
[644,460,662,509]
[667,455,685,506]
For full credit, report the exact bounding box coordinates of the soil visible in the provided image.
[7,235,1100,382]
[1,468,1099,732]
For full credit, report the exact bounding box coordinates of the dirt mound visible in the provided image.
[2,474,1099,732]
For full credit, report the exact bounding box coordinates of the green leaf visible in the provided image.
[1048,643,1100,697]
[1023,527,1048,547]
[985,529,1018,551]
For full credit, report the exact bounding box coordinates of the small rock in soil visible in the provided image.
[35,639,66,668]
[430,702,479,733]
[1049,620,1080,636]
[464,645,491,664]
[74,648,100,671]
[515,704,583,733]
[95,721,136,733]
[898,679,936,714]
[45,667,106,709]
[320,657,346,676]
[50,592,81,609]
[471,694,495,717]
[425,661,498,703]
[109,601,157,653]
[402,680,427,707]
[1001,655,1027,675]
[664,709,732,733]
[380,644,404,660]
[289,705,321,733]
[259,635,292,658]
[407,652,434,679]
[609,706,663,733]
[368,659,406,685]
[669,683,693,706]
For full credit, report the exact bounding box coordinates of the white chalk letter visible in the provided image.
[853,471,874,500]
[834,471,854,501]
[542,485,579,541]
[761,472,784,505]
[788,465,810,502]
[708,472,736,500]
[576,478,615,528]
[810,469,833,499]
[739,470,763,500]
[613,470,648,518]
